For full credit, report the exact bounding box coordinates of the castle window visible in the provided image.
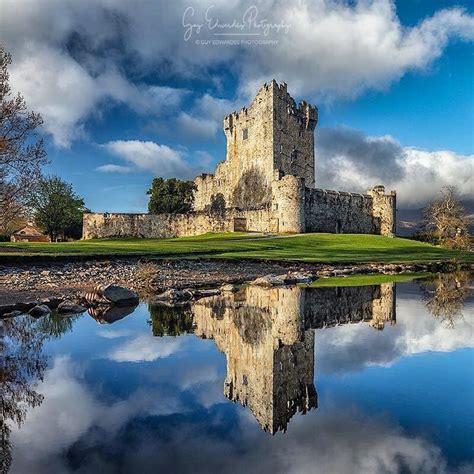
[242,128,248,140]
[280,144,283,153]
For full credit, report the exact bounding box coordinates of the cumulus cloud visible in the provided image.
[108,334,183,362]
[176,112,220,139]
[96,164,132,173]
[238,2,474,99]
[2,0,473,146]
[8,43,187,147]
[102,139,194,178]
[317,126,474,207]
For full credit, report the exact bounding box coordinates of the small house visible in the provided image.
[10,225,50,242]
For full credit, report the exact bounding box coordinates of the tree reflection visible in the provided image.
[1,312,82,473]
[1,316,47,473]
[148,303,195,337]
[421,272,471,327]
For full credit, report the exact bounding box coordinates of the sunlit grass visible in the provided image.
[308,272,433,287]
[0,232,472,263]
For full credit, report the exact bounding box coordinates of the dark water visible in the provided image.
[3,274,473,474]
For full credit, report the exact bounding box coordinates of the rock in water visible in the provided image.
[284,272,314,284]
[29,304,51,317]
[192,289,221,298]
[250,274,287,287]
[96,284,139,305]
[153,288,193,302]
[58,301,87,314]
[220,284,239,292]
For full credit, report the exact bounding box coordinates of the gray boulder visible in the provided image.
[250,274,287,287]
[284,272,314,284]
[153,288,193,302]
[96,284,139,305]
[192,289,221,298]
[29,305,51,318]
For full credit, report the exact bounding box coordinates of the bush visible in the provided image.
[0,235,10,242]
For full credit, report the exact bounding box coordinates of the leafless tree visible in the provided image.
[423,186,471,250]
[0,45,47,234]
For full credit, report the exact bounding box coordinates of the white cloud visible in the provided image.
[2,0,473,146]
[102,140,194,178]
[176,112,220,139]
[10,356,465,474]
[238,2,474,100]
[7,44,186,147]
[108,334,182,362]
[96,164,133,173]
[317,127,474,207]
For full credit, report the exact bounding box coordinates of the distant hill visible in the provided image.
[397,200,474,237]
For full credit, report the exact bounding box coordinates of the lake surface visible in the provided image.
[3,274,473,474]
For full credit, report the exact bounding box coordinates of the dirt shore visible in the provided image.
[0,258,316,305]
[0,257,469,305]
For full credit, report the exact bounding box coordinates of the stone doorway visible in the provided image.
[270,218,279,233]
[233,218,247,232]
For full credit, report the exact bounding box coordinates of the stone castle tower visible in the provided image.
[194,80,317,214]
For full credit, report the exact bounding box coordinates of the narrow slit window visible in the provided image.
[242,128,248,140]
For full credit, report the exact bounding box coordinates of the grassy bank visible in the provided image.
[308,272,432,287]
[0,233,472,264]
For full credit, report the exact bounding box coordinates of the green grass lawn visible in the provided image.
[308,272,432,287]
[0,233,472,263]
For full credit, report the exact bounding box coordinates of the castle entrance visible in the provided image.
[233,218,247,232]
[270,218,279,233]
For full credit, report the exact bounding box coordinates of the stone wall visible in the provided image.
[82,207,279,239]
[82,212,232,239]
[303,186,396,236]
[305,188,374,234]
[272,82,317,187]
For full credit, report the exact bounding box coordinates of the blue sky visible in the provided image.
[1,0,473,211]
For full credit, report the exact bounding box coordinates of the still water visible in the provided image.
[3,274,474,474]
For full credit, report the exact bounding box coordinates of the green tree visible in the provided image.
[147,177,196,214]
[30,175,86,241]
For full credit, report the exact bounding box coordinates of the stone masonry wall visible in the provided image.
[272,82,317,187]
[194,82,276,212]
[82,207,278,239]
[304,185,396,236]
[305,188,375,234]
[82,212,232,239]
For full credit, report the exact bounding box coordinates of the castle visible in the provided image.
[83,80,396,239]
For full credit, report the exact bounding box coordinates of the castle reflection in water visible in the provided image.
[150,283,396,434]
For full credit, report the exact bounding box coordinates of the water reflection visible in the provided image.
[1,312,79,473]
[147,283,395,434]
[3,273,472,473]
[421,272,471,327]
